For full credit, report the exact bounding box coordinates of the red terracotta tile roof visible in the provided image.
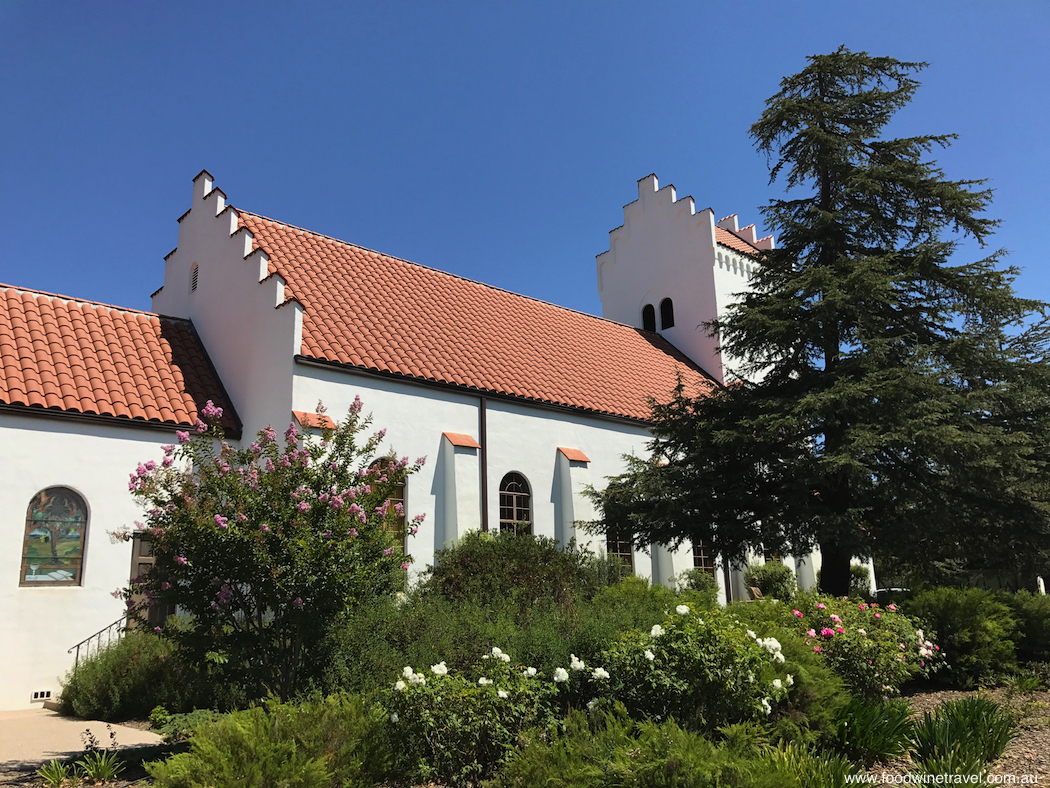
[558,447,591,463]
[0,285,239,434]
[443,432,481,449]
[715,227,760,255]
[237,212,714,421]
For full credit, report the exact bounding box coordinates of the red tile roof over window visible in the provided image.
[0,285,239,434]
[238,212,715,422]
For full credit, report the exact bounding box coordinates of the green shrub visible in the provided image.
[744,561,798,601]
[598,604,791,733]
[147,694,390,788]
[727,601,849,745]
[1004,590,1050,664]
[833,697,913,767]
[490,705,786,788]
[906,587,1017,687]
[675,569,721,610]
[787,594,942,699]
[60,632,186,720]
[423,530,621,610]
[384,647,559,786]
[154,709,225,742]
[910,697,1017,774]
[763,742,859,788]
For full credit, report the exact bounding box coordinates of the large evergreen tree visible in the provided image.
[588,49,1050,596]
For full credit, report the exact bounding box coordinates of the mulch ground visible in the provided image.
[3,688,1048,786]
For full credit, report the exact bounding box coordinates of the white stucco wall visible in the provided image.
[152,172,302,440]
[0,412,176,710]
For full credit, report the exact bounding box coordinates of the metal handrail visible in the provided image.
[67,616,126,670]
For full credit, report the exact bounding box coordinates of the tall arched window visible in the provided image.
[22,487,87,586]
[499,472,531,535]
[641,304,656,332]
[660,298,675,329]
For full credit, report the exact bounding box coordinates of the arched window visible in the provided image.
[660,298,675,330]
[641,304,656,332]
[499,472,531,535]
[190,262,199,292]
[22,487,87,585]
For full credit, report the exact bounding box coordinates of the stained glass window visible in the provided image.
[21,487,87,586]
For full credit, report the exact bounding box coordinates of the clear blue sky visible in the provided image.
[1,1,1046,317]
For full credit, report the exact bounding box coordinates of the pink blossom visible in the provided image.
[297,502,311,513]
[412,513,426,523]
[293,597,303,609]
[261,426,277,443]
[195,419,207,433]
[401,561,409,570]
[285,423,299,441]
[835,626,844,634]
[237,513,248,522]
[250,442,262,454]
[409,526,418,535]
[161,582,171,590]
[153,627,163,634]
[162,456,174,467]
[858,603,868,610]
[830,614,841,623]
[874,613,881,619]
[815,603,827,610]
[792,609,803,618]
[806,629,817,638]
[176,430,190,443]
[330,496,344,509]
[383,547,395,555]
[394,502,404,516]
[162,444,175,456]
[357,512,367,524]
[813,646,822,653]
[350,395,363,414]
[214,515,228,529]
[375,428,387,440]
[201,400,223,420]
[887,604,897,611]
[415,456,427,466]
[279,455,291,467]
[175,556,187,565]
[211,602,220,611]
[265,458,276,472]
[348,528,357,537]
[899,643,906,650]
[820,628,835,637]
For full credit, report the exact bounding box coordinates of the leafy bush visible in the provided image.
[147,694,390,788]
[833,697,913,767]
[153,709,225,742]
[906,587,1017,687]
[384,647,559,785]
[60,632,185,720]
[422,530,623,610]
[787,594,942,699]
[675,568,721,610]
[910,697,1017,773]
[1004,590,1050,664]
[313,575,677,697]
[490,705,783,788]
[745,561,798,601]
[598,604,791,732]
[121,399,421,701]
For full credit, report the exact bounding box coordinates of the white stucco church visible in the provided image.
[0,171,826,710]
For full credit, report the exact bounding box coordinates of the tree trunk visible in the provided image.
[818,541,852,597]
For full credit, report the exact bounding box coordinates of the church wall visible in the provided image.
[0,412,176,710]
[153,173,301,441]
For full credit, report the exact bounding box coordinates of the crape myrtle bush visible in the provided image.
[119,397,422,701]
[905,586,1017,687]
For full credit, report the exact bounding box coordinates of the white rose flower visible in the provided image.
[478,677,493,686]
[402,666,415,679]
[492,647,504,658]
[431,661,448,675]
[676,604,690,615]
[409,673,426,685]
[650,624,665,638]
[774,652,785,664]
[523,667,537,677]
[759,698,771,715]
[497,690,508,699]
[772,679,782,690]
[554,667,569,683]
[746,630,757,640]
[592,667,610,680]
[786,674,794,686]
[644,650,655,661]
[570,654,586,671]
[394,680,407,691]
[389,713,399,723]
[500,653,511,663]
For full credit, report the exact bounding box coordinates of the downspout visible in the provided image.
[479,396,489,532]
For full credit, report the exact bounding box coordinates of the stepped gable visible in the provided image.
[0,285,239,434]
[715,226,760,255]
[238,212,714,421]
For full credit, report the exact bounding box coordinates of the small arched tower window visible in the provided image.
[660,298,674,330]
[21,487,87,586]
[499,472,531,535]
[190,262,199,293]
[642,304,656,332]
